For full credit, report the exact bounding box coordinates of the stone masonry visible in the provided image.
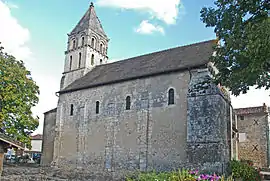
[41,108,57,166]
[186,68,231,173]
[235,104,269,168]
[54,71,191,172]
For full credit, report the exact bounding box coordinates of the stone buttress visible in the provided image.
[186,68,231,173]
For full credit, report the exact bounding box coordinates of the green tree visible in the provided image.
[200,0,270,96]
[0,43,39,148]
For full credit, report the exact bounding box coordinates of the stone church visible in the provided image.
[41,2,234,173]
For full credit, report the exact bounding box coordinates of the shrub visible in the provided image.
[126,169,234,181]
[229,160,261,181]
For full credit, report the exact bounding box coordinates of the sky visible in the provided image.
[0,0,269,134]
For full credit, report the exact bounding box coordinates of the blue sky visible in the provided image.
[0,0,269,134]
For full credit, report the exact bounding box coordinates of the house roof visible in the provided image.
[59,39,217,94]
[44,108,57,115]
[234,103,269,115]
[31,134,43,140]
[0,133,25,149]
[70,2,107,39]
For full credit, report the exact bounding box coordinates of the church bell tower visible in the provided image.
[60,2,109,90]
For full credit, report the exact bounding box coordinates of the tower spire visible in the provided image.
[60,2,109,90]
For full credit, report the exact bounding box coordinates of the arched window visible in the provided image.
[126,96,131,110]
[100,44,103,53]
[78,53,82,68]
[70,104,74,116]
[100,59,103,64]
[168,88,175,105]
[91,54,94,65]
[69,56,73,70]
[91,38,95,48]
[96,101,100,114]
[81,37,85,46]
[72,40,76,49]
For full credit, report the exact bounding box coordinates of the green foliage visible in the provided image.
[0,43,39,148]
[200,0,270,96]
[126,169,196,181]
[229,160,261,181]
[126,169,234,181]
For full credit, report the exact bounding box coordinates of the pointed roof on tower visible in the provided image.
[70,2,107,39]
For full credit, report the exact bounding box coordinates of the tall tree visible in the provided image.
[200,0,270,96]
[0,43,39,148]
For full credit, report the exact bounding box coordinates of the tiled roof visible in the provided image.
[31,134,43,140]
[70,3,107,39]
[44,108,57,114]
[234,104,268,115]
[60,39,216,94]
[0,133,25,149]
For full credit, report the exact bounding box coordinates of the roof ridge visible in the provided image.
[104,39,216,67]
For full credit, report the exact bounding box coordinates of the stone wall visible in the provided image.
[186,68,231,173]
[235,105,269,168]
[41,108,57,166]
[54,70,191,172]
[52,67,232,173]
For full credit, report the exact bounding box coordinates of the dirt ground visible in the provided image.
[1,163,121,181]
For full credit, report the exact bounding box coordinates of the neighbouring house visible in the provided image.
[25,134,43,162]
[235,103,270,168]
[42,2,233,174]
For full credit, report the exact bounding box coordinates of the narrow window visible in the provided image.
[69,56,73,70]
[100,44,103,53]
[91,54,94,65]
[78,53,82,68]
[126,96,131,110]
[81,37,85,46]
[91,38,95,48]
[96,101,100,114]
[168,88,175,105]
[72,40,76,49]
[100,59,103,64]
[239,115,244,120]
[70,104,74,116]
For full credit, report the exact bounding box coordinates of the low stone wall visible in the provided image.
[2,164,121,181]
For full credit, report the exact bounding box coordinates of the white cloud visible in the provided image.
[0,1,31,60]
[96,0,182,25]
[135,20,164,35]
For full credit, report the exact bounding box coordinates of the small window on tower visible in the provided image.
[168,88,175,105]
[100,59,103,64]
[69,56,73,70]
[91,38,95,48]
[91,54,94,65]
[78,53,82,68]
[100,44,103,53]
[70,104,74,116]
[81,37,85,46]
[72,40,76,49]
